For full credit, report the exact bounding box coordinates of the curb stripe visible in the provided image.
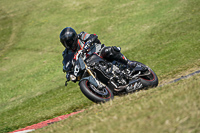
[10,110,84,133]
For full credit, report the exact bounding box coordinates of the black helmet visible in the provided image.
[60,27,78,51]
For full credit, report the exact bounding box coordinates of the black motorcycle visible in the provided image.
[66,45,158,103]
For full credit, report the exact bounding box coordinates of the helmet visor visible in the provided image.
[63,36,77,51]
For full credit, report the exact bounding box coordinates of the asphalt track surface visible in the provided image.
[10,69,200,133]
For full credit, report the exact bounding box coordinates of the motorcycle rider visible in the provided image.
[60,27,137,85]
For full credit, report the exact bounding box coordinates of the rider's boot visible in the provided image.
[113,50,147,71]
[100,46,137,69]
[127,61,137,68]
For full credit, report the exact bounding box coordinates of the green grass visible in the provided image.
[36,74,200,133]
[0,0,200,132]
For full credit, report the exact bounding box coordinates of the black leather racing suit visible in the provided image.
[62,31,129,81]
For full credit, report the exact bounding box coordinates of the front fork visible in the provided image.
[83,62,101,88]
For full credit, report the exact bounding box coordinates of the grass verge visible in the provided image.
[36,74,200,133]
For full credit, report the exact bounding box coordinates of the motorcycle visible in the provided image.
[66,44,158,103]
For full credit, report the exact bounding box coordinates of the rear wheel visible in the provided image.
[135,61,158,88]
[80,80,114,103]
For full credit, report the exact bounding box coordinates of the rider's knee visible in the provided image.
[100,46,122,61]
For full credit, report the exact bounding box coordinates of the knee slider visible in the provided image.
[111,46,122,59]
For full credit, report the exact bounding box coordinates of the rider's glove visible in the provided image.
[84,34,98,50]
[84,40,91,49]
[83,40,92,53]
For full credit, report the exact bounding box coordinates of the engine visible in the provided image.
[94,61,131,87]
[85,54,132,87]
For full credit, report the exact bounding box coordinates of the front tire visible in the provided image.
[80,80,114,103]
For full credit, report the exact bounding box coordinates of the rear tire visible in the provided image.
[140,68,158,88]
[80,80,114,103]
[135,61,158,88]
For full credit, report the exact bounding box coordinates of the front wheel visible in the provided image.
[80,80,114,103]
